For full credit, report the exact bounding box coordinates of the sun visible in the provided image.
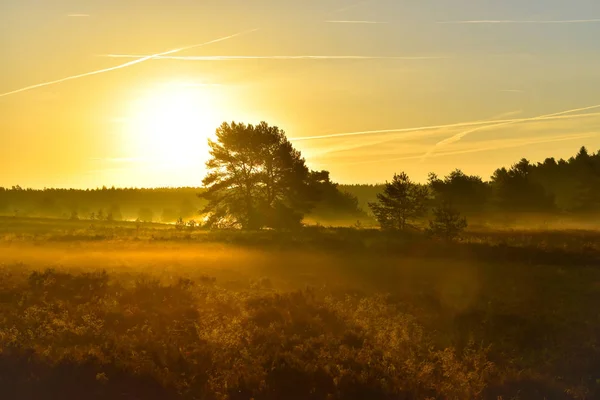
[127,83,221,167]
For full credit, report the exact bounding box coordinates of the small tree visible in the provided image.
[368,172,428,231]
[426,201,468,241]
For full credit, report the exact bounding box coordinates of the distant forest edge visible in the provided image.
[2,146,600,228]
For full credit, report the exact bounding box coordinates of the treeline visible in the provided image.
[0,185,365,223]
[0,187,202,222]
[1,146,599,225]
[426,146,600,217]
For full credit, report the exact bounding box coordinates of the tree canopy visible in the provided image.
[368,172,428,231]
[491,158,555,213]
[200,121,326,229]
[428,170,490,215]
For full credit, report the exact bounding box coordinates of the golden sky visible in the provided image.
[2,0,600,188]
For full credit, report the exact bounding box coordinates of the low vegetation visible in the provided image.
[1,218,599,399]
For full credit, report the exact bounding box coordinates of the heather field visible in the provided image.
[0,217,599,399]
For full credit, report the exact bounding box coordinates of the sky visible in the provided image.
[2,0,600,188]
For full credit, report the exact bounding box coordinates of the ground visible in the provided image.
[0,216,599,399]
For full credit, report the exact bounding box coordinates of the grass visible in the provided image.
[0,216,599,399]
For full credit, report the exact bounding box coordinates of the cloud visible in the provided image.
[325,20,388,24]
[0,29,258,98]
[101,54,442,61]
[439,19,600,24]
[289,110,600,141]
[67,14,90,17]
[420,104,600,160]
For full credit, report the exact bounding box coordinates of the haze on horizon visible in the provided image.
[2,0,600,189]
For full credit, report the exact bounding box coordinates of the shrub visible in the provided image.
[427,201,468,241]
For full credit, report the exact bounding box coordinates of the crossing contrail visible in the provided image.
[0,29,258,98]
[333,132,599,167]
[313,111,523,157]
[420,104,600,160]
[289,110,600,141]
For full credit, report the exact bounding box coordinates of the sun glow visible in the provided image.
[127,83,221,167]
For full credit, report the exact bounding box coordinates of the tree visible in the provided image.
[428,170,490,215]
[491,158,555,213]
[308,170,364,221]
[200,121,322,230]
[426,201,468,241]
[0,187,9,213]
[368,172,428,231]
[568,146,600,211]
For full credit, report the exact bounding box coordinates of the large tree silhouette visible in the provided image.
[200,121,323,230]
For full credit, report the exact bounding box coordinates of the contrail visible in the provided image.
[439,19,600,24]
[102,54,442,61]
[488,109,523,120]
[319,111,519,156]
[289,110,600,141]
[325,20,388,24]
[0,29,258,98]
[421,104,600,160]
[335,132,599,166]
[314,111,599,157]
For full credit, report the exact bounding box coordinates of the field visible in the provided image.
[1,216,599,399]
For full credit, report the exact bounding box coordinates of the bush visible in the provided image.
[427,202,468,241]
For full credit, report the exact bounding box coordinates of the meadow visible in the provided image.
[1,216,599,399]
